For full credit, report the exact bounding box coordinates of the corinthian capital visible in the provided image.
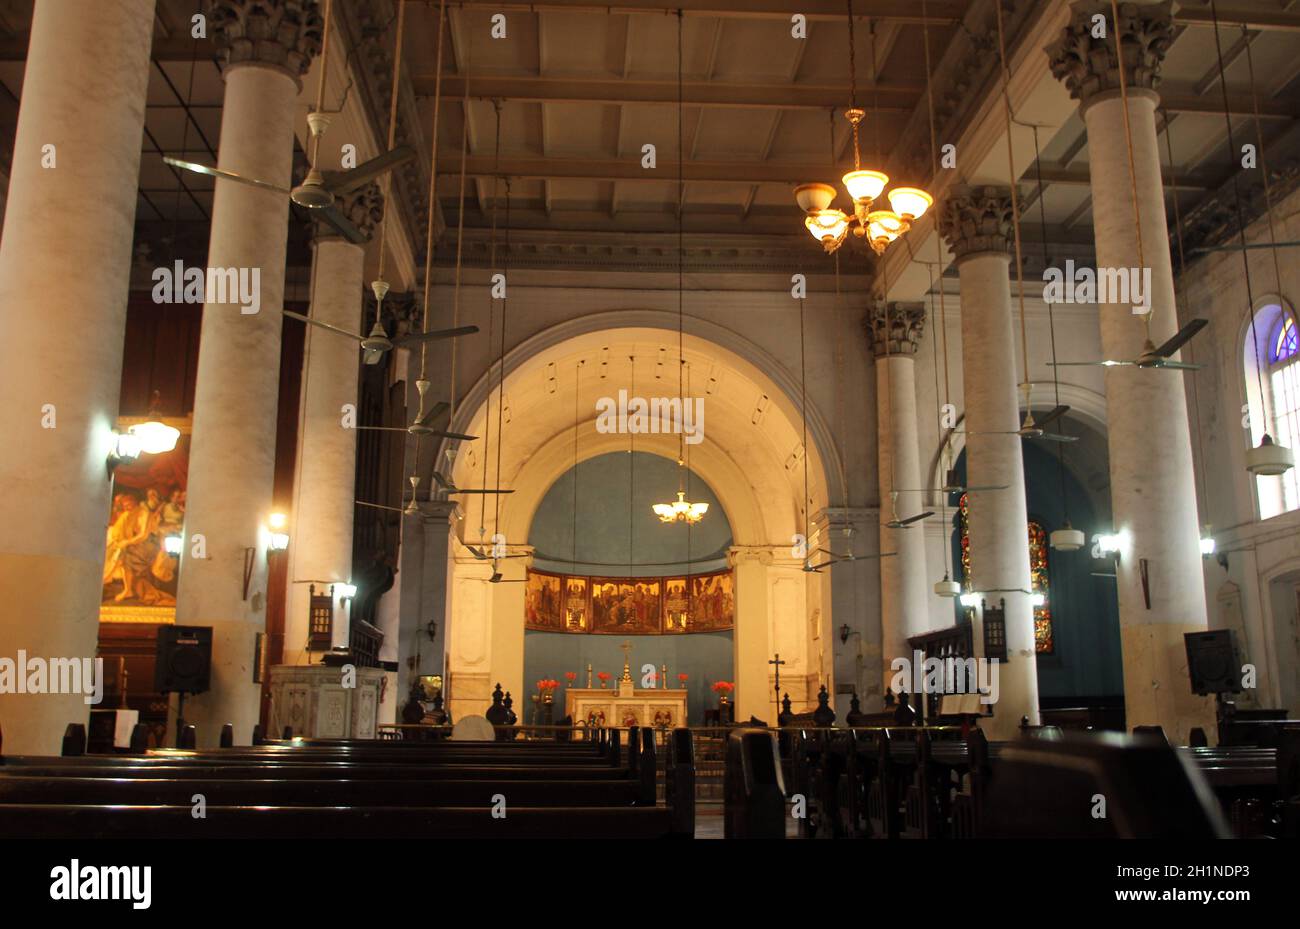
[940,186,1016,263]
[314,181,384,243]
[1045,1,1174,108]
[866,301,926,358]
[208,0,324,83]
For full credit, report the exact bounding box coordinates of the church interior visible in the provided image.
[0,0,1298,856]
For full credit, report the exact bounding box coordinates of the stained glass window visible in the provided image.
[957,493,1055,654]
[1273,314,1297,364]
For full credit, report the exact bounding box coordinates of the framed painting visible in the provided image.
[100,419,190,624]
[562,576,590,632]
[687,570,734,631]
[590,577,661,635]
[662,577,689,633]
[524,570,563,631]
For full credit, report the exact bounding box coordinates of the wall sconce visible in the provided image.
[267,512,289,553]
[1199,526,1216,556]
[1094,532,1123,560]
[163,535,183,555]
[838,624,856,644]
[335,583,358,599]
[958,591,982,608]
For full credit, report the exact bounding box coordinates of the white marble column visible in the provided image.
[728,548,775,722]
[175,0,322,747]
[1047,1,1212,740]
[0,0,155,754]
[942,187,1040,737]
[870,302,932,693]
[394,500,457,706]
[283,187,382,666]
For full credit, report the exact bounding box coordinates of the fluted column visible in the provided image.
[868,302,931,691]
[942,186,1039,737]
[283,185,382,666]
[0,0,156,754]
[1047,1,1212,740]
[176,0,322,747]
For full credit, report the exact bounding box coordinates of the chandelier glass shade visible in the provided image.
[795,109,931,256]
[652,489,708,525]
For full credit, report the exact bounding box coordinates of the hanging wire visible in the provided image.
[1242,27,1287,304]
[572,361,582,568]
[1030,124,1073,521]
[417,0,450,381]
[845,0,858,110]
[373,0,407,291]
[628,353,636,578]
[799,271,811,563]
[492,179,511,541]
[993,0,1031,388]
[1160,108,1210,524]
[308,0,334,170]
[1210,1,1268,426]
[449,6,476,419]
[1105,0,1153,343]
[477,100,503,540]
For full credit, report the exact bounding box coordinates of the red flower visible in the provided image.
[565,671,577,682]
[711,681,735,694]
[677,673,689,682]
[597,671,610,682]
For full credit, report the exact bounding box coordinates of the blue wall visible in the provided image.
[522,630,734,725]
[528,451,733,576]
[524,452,737,724]
[949,443,1124,700]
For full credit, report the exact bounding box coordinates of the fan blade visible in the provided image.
[355,500,405,514]
[464,545,489,559]
[1153,318,1208,358]
[416,401,450,427]
[1047,360,1135,367]
[324,145,417,195]
[446,489,515,495]
[433,471,454,489]
[803,560,834,571]
[429,430,478,441]
[355,426,409,432]
[392,325,481,348]
[163,157,292,195]
[283,310,365,343]
[1036,433,1080,443]
[316,203,366,244]
[1151,359,1204,371]
[895,511,934,526]
[1036,405,1069,427]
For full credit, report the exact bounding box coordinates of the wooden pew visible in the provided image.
[723,728,786,838]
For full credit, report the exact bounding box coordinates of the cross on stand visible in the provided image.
[769,653,785,722]
[619,640,633,682]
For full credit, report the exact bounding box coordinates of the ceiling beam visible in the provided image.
[439,153,832,184]
[1172,5,1300,32]
[1035,165,1217,191]
[434,0,966,24]
[1160,90,1300,119]
[416,74,919,110]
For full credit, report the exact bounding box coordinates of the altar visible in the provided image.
[565,679,689,729]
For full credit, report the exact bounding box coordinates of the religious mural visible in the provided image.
[524,568,733,634]
[100,431,189,624]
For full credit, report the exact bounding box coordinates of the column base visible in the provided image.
[1121,623,1216,744]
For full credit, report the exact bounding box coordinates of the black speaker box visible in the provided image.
[1184,629,1242,696]
[154,625,212,695]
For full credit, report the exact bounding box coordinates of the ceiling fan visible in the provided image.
[895,467,1010,496]
[356,379,477,441]
[285,282,480,367]
[433,470,515,497]
[884,491,934,530]
[355,475,425,517]
[1048,319,1208,371]
[461,539,527,561]
[954,404,1078,444]
[803,549,896,574]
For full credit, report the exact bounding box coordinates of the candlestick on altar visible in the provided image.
[619,640,633,683]
[660,663,668,690]
[586,663,593,688]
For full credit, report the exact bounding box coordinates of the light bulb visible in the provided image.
[128,421,180,455]
[887,187,933,220]
[842,169,888,203]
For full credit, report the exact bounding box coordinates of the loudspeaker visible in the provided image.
[154,625,212,695]
[1184,629,1242,696]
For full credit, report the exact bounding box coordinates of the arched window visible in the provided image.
[1245,303,1300,518]
[957,494,1055,654]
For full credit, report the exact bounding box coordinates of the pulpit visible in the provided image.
[565,679,688,729]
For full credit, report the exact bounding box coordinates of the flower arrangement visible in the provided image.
[564,671,577,684]
[536,678,559,693]
[711,681,735,695]
[677,673,689,684]
[596,671,610,688]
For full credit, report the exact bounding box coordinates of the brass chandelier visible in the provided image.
[795,1,932,255]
